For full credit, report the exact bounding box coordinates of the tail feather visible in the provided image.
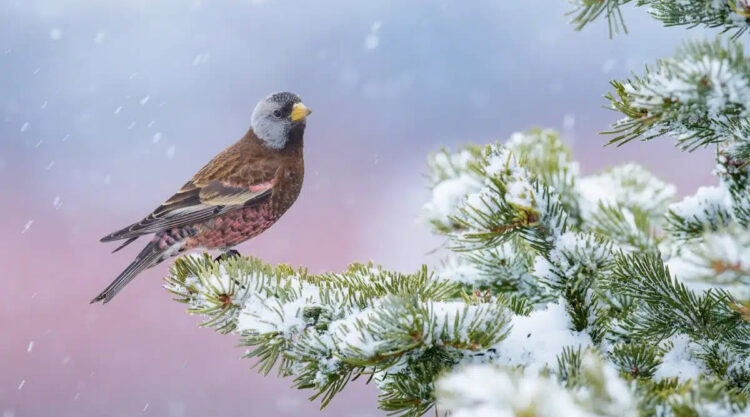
[101,226,135,242]
[91,241,164,304]
[112,236,139,253]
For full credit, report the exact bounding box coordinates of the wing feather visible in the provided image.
[101,134,281,243]
[101,183,273,241]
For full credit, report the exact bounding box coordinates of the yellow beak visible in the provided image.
[290,102,312,121]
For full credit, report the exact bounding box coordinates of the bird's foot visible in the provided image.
[214,249,242,262]
[213,249,246,290]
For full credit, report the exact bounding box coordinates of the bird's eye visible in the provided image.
[273,110,282,118]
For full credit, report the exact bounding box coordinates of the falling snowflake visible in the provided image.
[601,58,616,74]
[364,21,382,50]
[192,53,210,66]
[21,220,33,234]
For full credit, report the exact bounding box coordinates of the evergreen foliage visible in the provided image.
[165,4,750,417]
[569,0,750,38]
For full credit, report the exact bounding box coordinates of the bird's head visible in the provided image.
[251,91,311,149]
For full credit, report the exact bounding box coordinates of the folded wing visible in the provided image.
[101,180,273,242]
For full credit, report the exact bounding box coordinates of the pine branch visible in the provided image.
[611,342,663,379]
[588,203,659,253]
[568,0,750,38]
[604,39,750,150]
[649,1,750,38]
[533,231,615,340]
[437,351,639,417]
[664,185,735,242]
[567,0,631,36]
[665,224,750,300]
[635,376,749,416]
[166,125,750,415]
[607,252,750,352]
[451,140,570,253]
[165,255,511,415]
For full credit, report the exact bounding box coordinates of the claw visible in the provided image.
[213,249,241,262]
[213,249,246,290]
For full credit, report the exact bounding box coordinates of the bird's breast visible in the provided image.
[271,164,304,216]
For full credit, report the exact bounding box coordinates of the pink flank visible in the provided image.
[186,200,278,250]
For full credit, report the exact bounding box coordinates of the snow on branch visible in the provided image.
[436,351,638,417]
[166,127,749,416]
[166,254,511,414]
[605,39,750,151]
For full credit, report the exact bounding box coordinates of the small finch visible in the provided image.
[93,92,311,304]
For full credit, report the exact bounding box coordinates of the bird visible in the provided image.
[92,91,311,304]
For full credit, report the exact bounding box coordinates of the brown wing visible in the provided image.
[101,135,281,242]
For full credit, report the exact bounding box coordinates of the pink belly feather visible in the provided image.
[185,201,278,250]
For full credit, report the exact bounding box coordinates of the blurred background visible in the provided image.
[0,1,718,416]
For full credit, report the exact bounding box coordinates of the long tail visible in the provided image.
[111,236,138,253]
[91,241,166,304]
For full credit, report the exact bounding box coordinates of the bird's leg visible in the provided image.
[213,248,246,290]
[213,248,242,262]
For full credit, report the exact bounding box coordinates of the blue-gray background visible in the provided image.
[1,1,716,416]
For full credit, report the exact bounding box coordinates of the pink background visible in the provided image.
[1,1,716,416]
